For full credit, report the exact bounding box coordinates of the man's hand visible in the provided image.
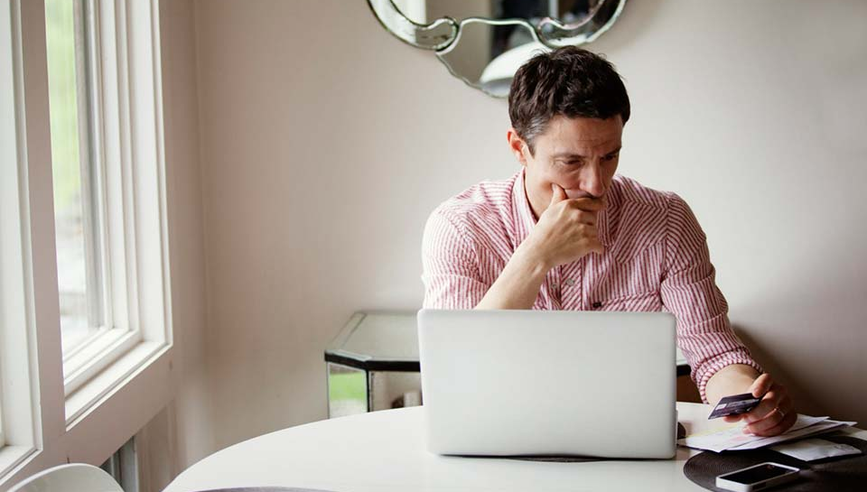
[474,183,606,310]
[524,183,606,269]
[724,373,796,437]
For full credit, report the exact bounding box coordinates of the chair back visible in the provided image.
[8,463,122,492]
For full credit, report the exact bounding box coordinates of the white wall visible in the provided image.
[194,0,509,448]
[192,0,867,451]
[155,0,213,483]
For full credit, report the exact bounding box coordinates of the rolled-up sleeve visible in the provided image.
[421,208,490,309]
[660,193,763,403]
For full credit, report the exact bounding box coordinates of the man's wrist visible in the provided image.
[514,240,552,278]
[475,238,552,310]
[705,364,760,405]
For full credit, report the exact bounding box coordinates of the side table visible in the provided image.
[325,311,695,418]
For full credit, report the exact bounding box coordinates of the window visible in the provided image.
[2,0,173,486]
[46,0,138,399]
[46,0,106,359]
[1,0,16,456]
[0,381,4,450]
[43,0,171,407]
[45,0,126,400]
[0,0,39,474]
[0,0,10,454]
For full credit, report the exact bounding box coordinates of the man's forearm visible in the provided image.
[475,243,550,310]
[705,364,760,405]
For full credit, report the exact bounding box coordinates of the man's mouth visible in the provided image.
[564,190,604,200]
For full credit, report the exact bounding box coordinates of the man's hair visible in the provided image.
[508,46,630,154]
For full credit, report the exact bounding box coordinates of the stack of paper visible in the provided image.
[771,438,863,461]
[678,415,857,453]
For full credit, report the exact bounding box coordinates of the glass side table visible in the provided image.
[325,312,423,418]
[324,311,693,419]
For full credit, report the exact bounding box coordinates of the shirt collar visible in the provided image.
[510,169,537,251]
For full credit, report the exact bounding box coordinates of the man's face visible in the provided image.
[508,115,623,219]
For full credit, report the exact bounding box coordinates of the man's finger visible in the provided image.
[745,389,780,423]
[751,410,797,437]
[551,183,567,204]
[777,395,794,415]
[568,197,606,212]
[744,407,785,434]
[750,373,773,398]
[573,211,597,225]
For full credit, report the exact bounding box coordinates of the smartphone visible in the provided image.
[715,462,800,492]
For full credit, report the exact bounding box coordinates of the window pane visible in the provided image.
[45,0,95,353]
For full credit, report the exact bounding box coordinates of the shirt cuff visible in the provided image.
[696,352,764,404]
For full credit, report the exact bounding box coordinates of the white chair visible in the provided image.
[8,463,122,492]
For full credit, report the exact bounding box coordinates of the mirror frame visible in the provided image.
[367,0,628,97]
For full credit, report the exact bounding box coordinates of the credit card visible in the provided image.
[708,392,762,420]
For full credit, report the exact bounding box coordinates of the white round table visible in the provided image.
[163,403,862,492]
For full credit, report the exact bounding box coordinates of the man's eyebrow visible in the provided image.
[551,146,622,159]
[551,152,585,159]
[605,146,623,157]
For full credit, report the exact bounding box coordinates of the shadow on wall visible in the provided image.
[726,181,867,426]
[734,324,813,413]
[731,233,867,425]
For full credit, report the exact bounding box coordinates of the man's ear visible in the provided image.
[506,128,529,166]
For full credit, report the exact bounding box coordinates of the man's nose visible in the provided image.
[582,162,605,198]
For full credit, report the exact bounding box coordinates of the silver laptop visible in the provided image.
[418,309,677,459]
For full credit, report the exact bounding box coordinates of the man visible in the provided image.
[421,47,795,437]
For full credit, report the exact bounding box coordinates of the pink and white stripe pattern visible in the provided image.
[421,170,761,402]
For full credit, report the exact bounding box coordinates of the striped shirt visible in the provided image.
[421,169,761,402]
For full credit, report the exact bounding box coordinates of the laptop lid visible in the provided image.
[418,309,677,459]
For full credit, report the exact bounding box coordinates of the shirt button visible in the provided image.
[592,301,603,309]
[565,278,576,286]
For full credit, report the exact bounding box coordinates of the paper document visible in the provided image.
[678,414,857,453]
[727,419,857,451]
[770,438,862,461]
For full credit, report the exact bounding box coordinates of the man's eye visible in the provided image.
[603,154,619,162]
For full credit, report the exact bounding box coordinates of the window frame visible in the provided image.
[60,0,173,421]
[56,0,162,400]
[0,0,175,486]
[0,0,48,477]
[52,0,113,360]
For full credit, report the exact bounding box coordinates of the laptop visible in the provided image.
[417,309,677,459]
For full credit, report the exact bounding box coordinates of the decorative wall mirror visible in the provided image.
[368,0,627,97]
